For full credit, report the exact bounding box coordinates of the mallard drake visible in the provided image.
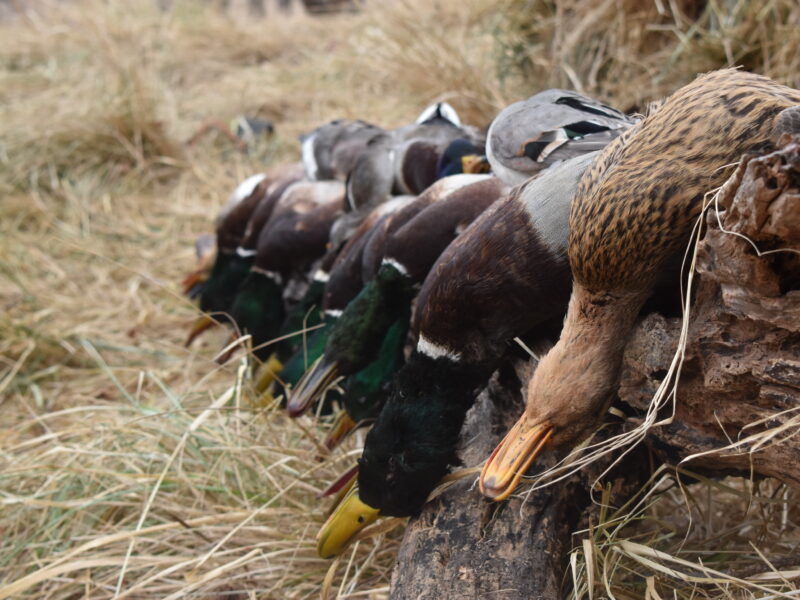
[222,181,345,361]
[287,174,506,419]
[436,138,490,179]
[480,69,800,501]
[486,89,634,186]
[279,196,416,410]
[301,119,385,181]
[329,102,484,247]
[355,151,599,517]
[186,165,306,345]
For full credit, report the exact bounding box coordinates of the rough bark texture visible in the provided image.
[622,139,800,485]
[390,140,800,598]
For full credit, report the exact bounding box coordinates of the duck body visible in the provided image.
[330,102,483,247]
[301,119,385,181]
[226,181,345,360]
[287,174,500,416]
[331,174,505,373]
[481,69,800,501]
[356,151,599,516]
[486,89,634,187]
[198,164,305,317]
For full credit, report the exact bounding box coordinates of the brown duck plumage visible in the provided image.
[480,68,800,501]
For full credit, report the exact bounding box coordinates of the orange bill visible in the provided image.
[479,417,554,501]
[215,332,241,365]
[181,269,208,296]
[461,154,490,174]
[286,356,340,417]
[323,410,358,451]
[185,314,218,347]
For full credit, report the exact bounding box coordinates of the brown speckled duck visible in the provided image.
[480,69,800,501]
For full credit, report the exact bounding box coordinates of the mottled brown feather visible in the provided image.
[570,69,800,293]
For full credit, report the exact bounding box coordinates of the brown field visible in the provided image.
[1,0,799,598]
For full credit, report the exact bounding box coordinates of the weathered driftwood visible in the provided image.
[391,140,800,598]
[622,139,800,484]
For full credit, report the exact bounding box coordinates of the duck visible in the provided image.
[486,89,634,187]
[254,196,417,403]
[312,151,603,557]
[435,138,490,179]
[354,150,601,518]
[286,173,506,421]
[186,164,305,346]
[329,102,484,248]
[222,180,345,362]
[251,247,341,396]
[276,196,416,408]
[479,69,800,501]
[300,119,385,181]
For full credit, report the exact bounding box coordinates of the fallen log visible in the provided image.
[622,138,800,484]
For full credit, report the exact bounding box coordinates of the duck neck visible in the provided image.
[325,263,414,374]
[390,351,492,453]
[277,278,325,355]
[525,283,649,438]
[230,270,285,359]
[564,283,644,360]
[342,316,409,420]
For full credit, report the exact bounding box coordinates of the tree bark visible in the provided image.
[622,139,800,484]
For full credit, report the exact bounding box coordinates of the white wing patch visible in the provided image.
[415,102,461,127]
[231,173,267,204]
[301,132,319,181]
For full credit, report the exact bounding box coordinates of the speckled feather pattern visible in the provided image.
[570,69,800,293]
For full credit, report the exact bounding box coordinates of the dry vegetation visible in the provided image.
[1,0,799,598]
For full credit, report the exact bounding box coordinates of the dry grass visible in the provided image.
[571,467,800,599]
[1,0,799,598]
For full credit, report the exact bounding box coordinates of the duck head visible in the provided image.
[322,315,409,449]
[357,351,490,517]
[198,249,254,315]
[480,286,643,500]
[287,262,413,416]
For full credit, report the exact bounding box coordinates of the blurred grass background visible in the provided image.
[1,0,799,598]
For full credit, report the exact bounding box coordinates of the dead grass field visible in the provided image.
[1,0,799,598]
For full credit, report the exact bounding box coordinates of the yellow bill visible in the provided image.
[316,486,380,559]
